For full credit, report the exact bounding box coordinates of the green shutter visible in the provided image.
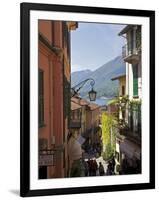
[133,78,138,96]
[133,64,138,96]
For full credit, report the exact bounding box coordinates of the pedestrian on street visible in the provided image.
[92,159,98,176]
[122,157,128,174]
[70,159,82,177]
[67,132,83,177]
[87,159,91,176]
[98,162,105,176]
[88,159,93,176]
[106,161,113,175]
[111,156,116,174]
[83,160,89,176]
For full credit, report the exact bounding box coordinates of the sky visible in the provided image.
[71,23,126,72]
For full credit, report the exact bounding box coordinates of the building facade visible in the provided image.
[69,96,102,156]
[111,74,126,120]
[38,20,77,179]
[114,25,142,174]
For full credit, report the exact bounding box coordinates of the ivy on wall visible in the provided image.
[101,113,116,160]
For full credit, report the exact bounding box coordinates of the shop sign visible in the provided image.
[39,154,54,166]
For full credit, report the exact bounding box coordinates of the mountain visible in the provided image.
[71,56,126,98]
[71,69,92,85]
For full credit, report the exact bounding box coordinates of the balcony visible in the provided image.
[122,41,141,64]
[116,126,141,145]
[69,119,81,129]
[116,106,141,144]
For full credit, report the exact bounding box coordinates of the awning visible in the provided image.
[71,101,82,111]
[118,25,132,36]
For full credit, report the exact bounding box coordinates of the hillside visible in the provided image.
[71,56,126,98]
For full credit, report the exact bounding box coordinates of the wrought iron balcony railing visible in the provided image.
[69,119,81,129]
[122,40,141,63]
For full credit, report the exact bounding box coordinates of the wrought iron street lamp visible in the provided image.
[88,88,97,101]
[71,78,97,101]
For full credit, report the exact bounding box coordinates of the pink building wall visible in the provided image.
[38,20,70,178]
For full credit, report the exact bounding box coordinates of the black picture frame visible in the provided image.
[20,2,155,197]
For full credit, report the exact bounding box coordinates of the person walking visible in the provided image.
[111,156,116,174]
[68,132,83,177]
[98,162,105,176]
[88,159,93,176]
[83,160,89,176]
[106,161,113,175]
[92,159,98,176]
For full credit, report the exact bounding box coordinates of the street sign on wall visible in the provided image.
[39,154,54,166]
[39,150,55,166]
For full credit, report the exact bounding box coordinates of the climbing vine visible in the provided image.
[101,113,116,160]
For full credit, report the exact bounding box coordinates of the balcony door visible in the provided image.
[132,64,138,97]
[128,30,134,55]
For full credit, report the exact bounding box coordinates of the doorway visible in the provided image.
[39,166,47,179]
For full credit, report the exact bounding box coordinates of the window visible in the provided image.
[77,109,81,120]
[62,22,70,58]
[129,104,133,131]
[130,29,134,53]
[39,69,44,127]
[63,148,65,168]
[133,64,138,96]
[136,26,141,50]
[127,29,134,55]
[122,85,125,96]
[137,104,141,134]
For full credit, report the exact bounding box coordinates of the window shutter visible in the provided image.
[122,85,125,96]
[64,76,71,121]
[133,64,138,96]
